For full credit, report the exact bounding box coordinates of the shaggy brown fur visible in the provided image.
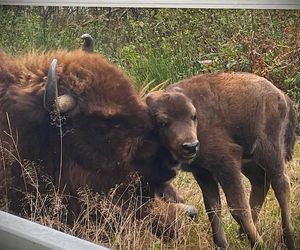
[146,72,297,249]
[0,49,183,237]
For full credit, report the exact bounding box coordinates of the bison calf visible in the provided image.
[146,72,297,249]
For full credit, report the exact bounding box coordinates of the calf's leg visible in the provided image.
[255,138,295,250]
[194,168,228,249]
[271,172,295,250]
[216,157,263,249]
[241,162,270,233]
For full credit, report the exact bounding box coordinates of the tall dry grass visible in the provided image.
[0,113,299,249]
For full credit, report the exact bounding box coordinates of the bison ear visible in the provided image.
[81,33,94,53]
[145,91,160,113]
[44,59,77,114]
[146,90,167,113]
[145,92,154,107]
[170,86,184,93]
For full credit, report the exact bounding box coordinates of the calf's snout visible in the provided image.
[181,141,199,154]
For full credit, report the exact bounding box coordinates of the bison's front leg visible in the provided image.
[155,182,184,203]
[133,180,183,241]
[155,182,198,219]
[193,168,228,249]
[148,198,183,241]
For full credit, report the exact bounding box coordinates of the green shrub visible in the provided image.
[0,6,299,130]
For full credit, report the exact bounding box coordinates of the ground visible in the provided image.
[1,140,299,249]
[169,140,300,249]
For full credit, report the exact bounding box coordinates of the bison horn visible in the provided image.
[81,33,94,53]
[44,59,76,113]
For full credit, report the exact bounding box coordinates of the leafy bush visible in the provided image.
[0,6,299,130]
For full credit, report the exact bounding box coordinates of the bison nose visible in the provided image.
[182,141,199,154]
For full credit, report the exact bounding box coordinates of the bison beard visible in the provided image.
[0,49,183,239]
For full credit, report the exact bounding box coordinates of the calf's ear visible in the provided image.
[145,91,162,112]
[170,86,184,93]
[145,92,155,108]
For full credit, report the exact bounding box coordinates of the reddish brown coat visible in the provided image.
[0,50,179,233]
[147,72,297,249]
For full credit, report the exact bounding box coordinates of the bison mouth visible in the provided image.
[180,152,197,162]
[171,150,197,164]
[178,141,199,163]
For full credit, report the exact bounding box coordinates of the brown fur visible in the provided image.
[0,49,182,236]
[147,72,297,249]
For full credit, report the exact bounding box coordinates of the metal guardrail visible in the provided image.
[0,211,109,250]
[0,0,300,9]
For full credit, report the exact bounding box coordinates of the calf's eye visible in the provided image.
[192,114,197,121]
[158,121,169,128]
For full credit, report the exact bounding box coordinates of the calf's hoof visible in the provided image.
[236,228,247,240]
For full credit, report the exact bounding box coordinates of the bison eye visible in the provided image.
[192,114,197,121]
[158,121,169,128]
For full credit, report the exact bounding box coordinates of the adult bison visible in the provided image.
[146,72,297,249]
[0,48,193,237]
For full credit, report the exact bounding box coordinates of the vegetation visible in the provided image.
[0,7,299,88]
[0,6,299,249]
[1,136,300,249]
[1,6,299,130]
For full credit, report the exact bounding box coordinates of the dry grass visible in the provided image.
[171,141,300,249]
[1,134,299,249]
